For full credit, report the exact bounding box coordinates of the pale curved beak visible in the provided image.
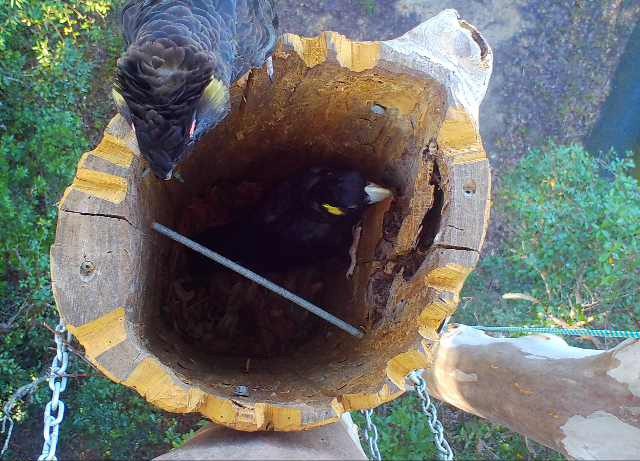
[364,182,393,204]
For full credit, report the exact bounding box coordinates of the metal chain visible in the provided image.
[409,371,454,461]
[361,409,382,461]
[39,322,71,461]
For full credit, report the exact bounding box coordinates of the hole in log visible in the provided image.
[139,62,448,403]
[168,162,382,360]
[463,179,476,196]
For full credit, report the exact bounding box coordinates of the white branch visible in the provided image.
[425,325,640,459]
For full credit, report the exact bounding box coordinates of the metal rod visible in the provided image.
[152,222,364,338]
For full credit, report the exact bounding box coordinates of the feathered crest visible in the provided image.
[111,0,279,179]
[114,40,214,120]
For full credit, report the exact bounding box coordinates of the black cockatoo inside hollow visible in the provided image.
[190,167,393,274]
[112,0,279,179]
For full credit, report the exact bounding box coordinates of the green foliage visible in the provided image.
[451,418,563,460]
[0,0,111,313]
[0,1,195,459]
[458,144,640,331]
[163,418,208,449]
[61,375,206,459]
[359,0,377,16]
[353,395,438,460]
[353,395,557,460]
[450,146,636,461]
[64,377,166,459]
[0,0,103,453]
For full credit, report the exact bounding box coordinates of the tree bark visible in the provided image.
[425,325,640,459]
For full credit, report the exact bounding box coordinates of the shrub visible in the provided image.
[458,144,639,331]
[0,2,197,459]
[369,145,638,460]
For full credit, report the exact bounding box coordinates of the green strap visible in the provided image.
[471,326,640,339]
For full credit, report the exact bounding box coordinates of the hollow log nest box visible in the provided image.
[51,10,492,432]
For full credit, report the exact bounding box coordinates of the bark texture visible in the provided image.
[425,325,640,460]
[51,10,493,431]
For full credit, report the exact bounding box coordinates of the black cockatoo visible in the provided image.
[191,167,393,273]
[112,0,279,179]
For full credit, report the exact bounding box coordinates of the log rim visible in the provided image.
[50,12,492,431]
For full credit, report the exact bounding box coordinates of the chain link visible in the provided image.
[409,371,454,461]
[39,322,71,461]
[361,409,382,461]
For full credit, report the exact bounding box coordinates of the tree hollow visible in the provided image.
[51,11,493,431]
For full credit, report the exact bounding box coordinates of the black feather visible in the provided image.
[190,167,377,274]
[115,0,278,179]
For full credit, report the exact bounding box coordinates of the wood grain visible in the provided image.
[51,12,493,431]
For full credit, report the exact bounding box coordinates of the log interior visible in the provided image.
[139,54,448,404]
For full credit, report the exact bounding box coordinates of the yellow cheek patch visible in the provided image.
[322,203,346,216]
[202,78,229,108]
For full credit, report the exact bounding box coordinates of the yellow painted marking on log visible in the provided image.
[124,364,315,432]
[339,383,403,412]
[329,33,381,72]
[438,108,487,164]
[118,359,341,432]
[386,350,430,389]
[282,33,328,68]
[124,357,207,413]
[437,108,479,148]
[418,302,458,339]
[199,395,255,430]
[282,32,380,72]
[67,307,127,359]
[255,404,303,431]
[104,114,140,156]
[90,133,134,168]
[447,146,487,165]
[203,396,336,432]
[331,398,347,418]
[425,264,473,293]
[72,168,128,204]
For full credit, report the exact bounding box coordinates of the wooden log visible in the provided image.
[424,325,640,459]
[50,9,493,431]
[155,415,367,460]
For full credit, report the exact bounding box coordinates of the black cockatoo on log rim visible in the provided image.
[112,0,279,179]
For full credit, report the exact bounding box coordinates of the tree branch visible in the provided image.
[424,324,640,459]
[1,375,48,457]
